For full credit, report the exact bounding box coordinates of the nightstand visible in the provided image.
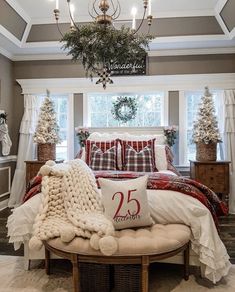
[190,160,230,206]
[25,160,63,186]
[25,160,46,186]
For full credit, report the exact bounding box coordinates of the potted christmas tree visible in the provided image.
[192,87,221,161]
[34,91,61,161]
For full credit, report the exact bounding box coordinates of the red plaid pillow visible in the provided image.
[119,139,157,171]
[90,145,117,170]
[124,145,155,172]
[85,139,118,168]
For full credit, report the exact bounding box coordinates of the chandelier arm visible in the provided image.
[88,0,96,19]
[111,0,121,19]
[56,20,65,38]
[132,7,147,35]
[67,1,80,31]
[92,0,100,17]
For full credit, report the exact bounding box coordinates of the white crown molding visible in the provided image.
[214,0,235,39]
[148,47,235,57]
[151,34,228,44]
[11,53,70,61]
[22,34,228,50]
[22,41,61,48]
[6,0,31,23]
[17,73,235,95]
[231,27,235,39]
[21,21,32,46]
[0,25,22,47]
[215,0,228,13]
[0,46,13,60]
[11,46,235,61]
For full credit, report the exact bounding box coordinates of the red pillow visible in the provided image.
[119,139,157,171]
[85,139,119,169]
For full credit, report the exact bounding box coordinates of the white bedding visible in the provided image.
[7,188,231,284]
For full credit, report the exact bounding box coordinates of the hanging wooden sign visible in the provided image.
[109,57,146,76]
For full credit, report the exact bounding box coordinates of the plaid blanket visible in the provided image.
[94,170,228,226]
[23,170,228,225]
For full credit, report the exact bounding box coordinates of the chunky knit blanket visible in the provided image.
[29,160,117,256]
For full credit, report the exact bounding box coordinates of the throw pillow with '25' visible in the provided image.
[99,175,153,230]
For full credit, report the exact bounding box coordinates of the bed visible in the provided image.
[7,128,231,283]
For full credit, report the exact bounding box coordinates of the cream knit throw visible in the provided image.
[29,159,117,256]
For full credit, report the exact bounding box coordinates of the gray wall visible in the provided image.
[14,54,235,79]
[168,91,179,165]
[0,0,27,40]
[0,54,20,156]
[27,16,223,42]
[74,93,83,155]
[221,0,235,32]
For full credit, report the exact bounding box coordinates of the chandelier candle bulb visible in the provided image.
[148,0,151,16]
[131,7,137,30]
[56,0,59,10]
[70,4,75,28]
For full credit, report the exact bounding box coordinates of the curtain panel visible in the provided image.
[224,90,235,214]
[8,95,39,208]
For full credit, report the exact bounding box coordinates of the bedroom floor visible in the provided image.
[0,208,235,263]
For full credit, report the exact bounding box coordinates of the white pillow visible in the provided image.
[99,175,153,230]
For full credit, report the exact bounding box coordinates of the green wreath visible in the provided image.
[111,96,137,123]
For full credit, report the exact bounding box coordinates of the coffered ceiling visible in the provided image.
[0,0,234,60]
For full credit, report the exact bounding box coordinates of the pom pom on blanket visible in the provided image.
[99,236,118,256]
[29,236,43,251]
[46,160,56,167]
[30,159,117,255]
[90,234,101,250]
[39,165,51,176]
[60,226,76,243]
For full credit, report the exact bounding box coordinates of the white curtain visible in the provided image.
[224,90,235,214]
[8,95,39,208]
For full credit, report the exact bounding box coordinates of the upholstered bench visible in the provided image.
[44,224,191,292]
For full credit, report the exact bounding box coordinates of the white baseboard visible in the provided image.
[0,199,9,211]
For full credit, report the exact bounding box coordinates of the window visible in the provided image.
[180,90,224,165]
[38,94,73,161]
[86,92,166,127]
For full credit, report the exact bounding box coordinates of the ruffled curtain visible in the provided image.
[8,95,39,208]
[224,90,235,214]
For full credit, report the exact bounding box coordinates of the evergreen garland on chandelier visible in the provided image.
[111,96,138,123]
[62,23,153,80]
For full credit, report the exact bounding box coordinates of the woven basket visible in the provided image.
[114,265,141,292]
[196,142,217,161]
[37,143,56,161]
[80,263,111,292]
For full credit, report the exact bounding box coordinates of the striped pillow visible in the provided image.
[124,145,154,172]
[90,145,117,171]
[120,139,157,171]
[85,139,118,168]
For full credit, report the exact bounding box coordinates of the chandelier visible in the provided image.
[53,0,153,89]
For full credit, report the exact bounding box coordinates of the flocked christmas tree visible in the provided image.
[192,87,221,145]
[34,91,61,145]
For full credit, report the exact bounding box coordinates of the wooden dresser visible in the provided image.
[25,160,46,186]
[25,160,63,186]
[190,160,230,205]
